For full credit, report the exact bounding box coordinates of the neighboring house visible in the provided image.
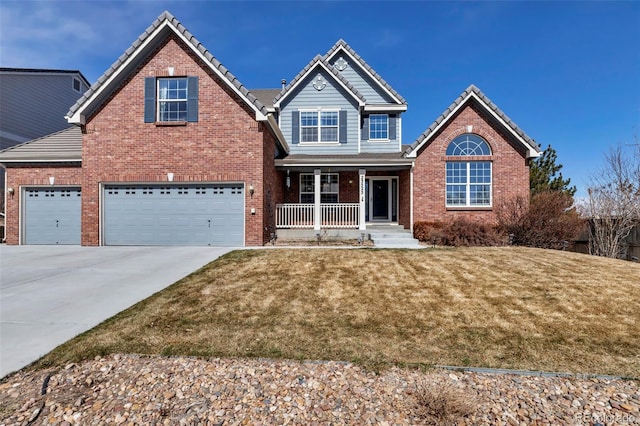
[0,68,90,216]
[0,11,541,247]
[0,68,90,149]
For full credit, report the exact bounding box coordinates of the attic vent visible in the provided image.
[312,74,327,91]
[334,56,348,71]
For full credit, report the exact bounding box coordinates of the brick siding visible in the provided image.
[412,102,531,224]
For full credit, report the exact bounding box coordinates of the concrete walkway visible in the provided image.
[0,245,232,377]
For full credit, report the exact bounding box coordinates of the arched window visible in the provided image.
[445,134,492,207]
[446,134,491,156]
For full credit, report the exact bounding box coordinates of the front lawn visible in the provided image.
[33,247,640,377]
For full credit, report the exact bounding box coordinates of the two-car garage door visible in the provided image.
[103,183,244,246]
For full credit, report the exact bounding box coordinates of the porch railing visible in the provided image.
[276,203,360,229]
[276,204,314,228]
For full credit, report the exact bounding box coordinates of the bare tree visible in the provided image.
[583,142,640,258]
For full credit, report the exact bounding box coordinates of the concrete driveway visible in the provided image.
[0,245,232,378]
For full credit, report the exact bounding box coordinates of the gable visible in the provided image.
[326,54,395,104]
[67,11,270,126]
[323,42,406,106]
[407,85,540,159]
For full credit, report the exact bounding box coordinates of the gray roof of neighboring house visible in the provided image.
[273,55,367,106]
[406,84,541,156]
[0,67,90,87]
[323,39,407,105]
[0,126,82,163]
[251,89,281,109]
[66,11,269,120]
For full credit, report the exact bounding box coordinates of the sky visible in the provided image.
[1,0,638,198]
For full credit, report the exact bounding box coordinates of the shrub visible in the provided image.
[411,379,477,426]
[413,221,446,244]
[496,191,585,249]
[414,219,505,247]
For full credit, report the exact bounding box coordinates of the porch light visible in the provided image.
[286,170,290,188]
[167,172,174,182]
[49,176,55,186]
[7,187,14,197]
[249,183,254,198]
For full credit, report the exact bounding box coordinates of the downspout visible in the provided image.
[410,161,414,233]
[2,164,6,243]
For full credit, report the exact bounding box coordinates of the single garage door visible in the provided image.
[103,183,244,246]
[23,187,82,244]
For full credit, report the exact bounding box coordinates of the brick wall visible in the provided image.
[413,102,531,224]
[3,165,82,244]
[80,34,270,246]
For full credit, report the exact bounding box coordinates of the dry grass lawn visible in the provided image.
[34,247,640,378]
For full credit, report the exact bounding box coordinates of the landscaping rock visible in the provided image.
[0,354,638,425]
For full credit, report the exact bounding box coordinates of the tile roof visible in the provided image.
[66,11,269,121]
[275,152,413,168]
[251,89,281,108]
[273,55,366,106]
[323,39,407,105]
[405,84,541,157]
[0,126,82,163]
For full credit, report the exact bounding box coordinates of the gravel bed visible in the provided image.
[1,354,638,425]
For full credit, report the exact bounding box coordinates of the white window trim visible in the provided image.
[445,161,492,208]
[369,113,389,142]
[300,173,339,203]
[157,77,188,122]
[298,108,341,144]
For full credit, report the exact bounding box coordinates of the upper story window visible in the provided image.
[369,114,388,140]
[300,173,339,203]
[158,78,187,122]
[144,76,198,124]
[445,134,492,207]
[446,133,491,156]
[300,110,338,143]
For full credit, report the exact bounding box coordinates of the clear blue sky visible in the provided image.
[1,1,638,198]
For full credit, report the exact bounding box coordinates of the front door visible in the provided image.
[366,177,397,222]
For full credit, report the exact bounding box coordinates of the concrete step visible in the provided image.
[369,229,424,249]
[369,232,414,240]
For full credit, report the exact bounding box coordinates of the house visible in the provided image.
[0,68,90,224]
[0,68,90,149]
[0,11,541,246]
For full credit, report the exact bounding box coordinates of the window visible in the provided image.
[300,173,339,203]
[300,111,339,143]
[144,76,198,123]
[445,134,492,207]
[158,78,188,122]
[369,114,388,140]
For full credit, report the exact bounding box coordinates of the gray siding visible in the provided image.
[0,73,88,149]
[328,56,395,104]
[281,69,359,155]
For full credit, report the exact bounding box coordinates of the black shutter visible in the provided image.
[291,111,300,144]
[361,116,369,140]
[339,110,347,143]
[389,114,397,140]
[144,77,156,123]
[187,76,198,122]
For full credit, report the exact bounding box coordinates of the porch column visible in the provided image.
[314,169,321,232]
[359,168,366,230]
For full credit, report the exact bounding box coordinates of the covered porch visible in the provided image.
[274,154,414,233]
